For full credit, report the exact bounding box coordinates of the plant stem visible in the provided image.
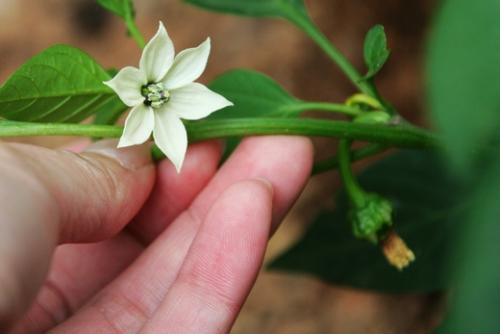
[186,118,437,149]
[124,8,145,49]
[338,139,366,207]
[282,102,362,117]
[284,10,377,98]
[0,121,123,138]
[0,118,438,149]
[312,143,387,175]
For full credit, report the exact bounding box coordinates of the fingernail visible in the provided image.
[254,177,274,196]
[84,139,152,170]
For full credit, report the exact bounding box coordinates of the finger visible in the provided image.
[52,136,313,333]
[0,140,154,329]
[11,141,221,333]
[59,139,91,152]
[142,180,273,333]
[129,140,222,244]
[188,136,314,231]
[2,140,154,243]
[10,234,142,334]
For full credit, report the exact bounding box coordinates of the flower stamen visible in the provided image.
[142,82,170,108]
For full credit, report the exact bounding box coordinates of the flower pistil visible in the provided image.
[141,82,170,108]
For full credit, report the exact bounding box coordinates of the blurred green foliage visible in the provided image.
[427,0,500,332]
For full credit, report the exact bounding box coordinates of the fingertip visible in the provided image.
[238,135,314,175]
[234,135,313,214]
[240,135,313,155]
[223,178,274,203]
[253,177,274,197]
[46,141,156,242]
[185,136,314,236]
[208,178,274,231]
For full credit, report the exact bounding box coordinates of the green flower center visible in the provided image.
[141,82,170,109]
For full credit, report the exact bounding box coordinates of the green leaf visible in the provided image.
[363,25,390,79]
[427,0,500,173]
[184,0,307,20]
[207,69,302,159]
[93,98,127,125]
[440,158,500,333]
[0,45,120,123]
[208,69,302,119]
[270,150,463,293]
[96,0,134,19]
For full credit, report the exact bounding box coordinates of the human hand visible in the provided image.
[1,136,313,333]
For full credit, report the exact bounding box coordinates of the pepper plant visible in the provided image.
[0,0,498,332]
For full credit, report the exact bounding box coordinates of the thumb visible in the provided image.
[52,139,155,242]
[0,139,154,327]
[21,139,155,243]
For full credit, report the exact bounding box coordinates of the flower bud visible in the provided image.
[354,111,391,125]
[349,193,393,244]
[345,93,383,110]
[349,193,416,270]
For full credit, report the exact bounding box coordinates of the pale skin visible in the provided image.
[0,136,313,333]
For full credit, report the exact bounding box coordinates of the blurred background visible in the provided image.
[0,0,443,332]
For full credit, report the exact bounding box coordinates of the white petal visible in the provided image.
[104,67,146,107]
[162,38,211,90]
[167,83,233,120]
[118,104,154,148]
[140,21,175,83]
[153,109,187,173]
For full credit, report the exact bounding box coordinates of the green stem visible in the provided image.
[0,121,123,137]
[186,118,437,149]
[312,143,387,175]
[124,9,145,49]
[284,9,376,98]
[282,102,362,117]
[0,118,438,148]
[338,139,366,207]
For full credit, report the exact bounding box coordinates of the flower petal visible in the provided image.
[153,109,187,172]
[104,66,146,107]
[140,21,175,83]
[167,83,233,120]
[162,38,211,90]
[118,104,154,148]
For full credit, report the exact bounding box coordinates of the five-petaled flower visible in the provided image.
[104,21,233,172]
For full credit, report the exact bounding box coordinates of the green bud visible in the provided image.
[345,93,383,111]
[349,193,393,243]
[354,111,391,125]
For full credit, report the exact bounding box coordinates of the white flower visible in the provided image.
[104,21,233,172]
